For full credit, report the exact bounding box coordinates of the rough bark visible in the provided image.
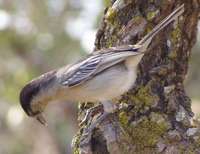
[72,0,200,154]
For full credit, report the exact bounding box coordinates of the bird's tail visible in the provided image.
[137,4,184,51]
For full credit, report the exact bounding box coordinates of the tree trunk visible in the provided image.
[72,0,200,154]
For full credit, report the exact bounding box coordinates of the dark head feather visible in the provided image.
[19,70,57,116]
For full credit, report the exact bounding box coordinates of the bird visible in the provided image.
[19,4,184,128]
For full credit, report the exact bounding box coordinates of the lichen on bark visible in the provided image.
[72,0,200,154]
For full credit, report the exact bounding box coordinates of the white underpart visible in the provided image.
[61,62,137,103]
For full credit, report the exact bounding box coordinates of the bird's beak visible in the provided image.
[36,113,47,126]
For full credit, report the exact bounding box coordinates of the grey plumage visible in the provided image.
[60,45,141,87]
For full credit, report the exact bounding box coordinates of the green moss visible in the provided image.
[106,35,118,47]
[104,0,111,7]
[105,7,117,24]
[167,26,181,59]
[145,24,154,34]
[157,67,169,76]
[119,111,129,127]
[150,113,171,129]
[130,117,167,150]
[170,26,181,45]
[134,15,144,23]
[147,11,158,21]
[104,7,122,47]
[168,50,177,59]
[119,111,169,151]
[137,24,154,42]
[72,132,81,154]
[132,83,159,107]
[134,119,167,147]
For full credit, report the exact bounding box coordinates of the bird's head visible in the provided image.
[19,70,57,125]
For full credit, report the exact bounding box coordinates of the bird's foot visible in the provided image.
[80,104,103,126]
[80,101,117,151]
[86,111,110,132]
[80,112,111,149]
[79,130,93,153]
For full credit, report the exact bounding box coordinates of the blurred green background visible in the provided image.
[0,1,199,154]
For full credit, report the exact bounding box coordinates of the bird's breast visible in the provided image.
[64,63,137,102]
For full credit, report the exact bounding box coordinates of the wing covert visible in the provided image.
[60,54,102,87]
[59,45,141,87]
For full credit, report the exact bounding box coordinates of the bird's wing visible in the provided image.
[59,45,141,87]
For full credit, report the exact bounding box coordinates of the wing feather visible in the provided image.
[59,45,141,87]
[61,54,102,86]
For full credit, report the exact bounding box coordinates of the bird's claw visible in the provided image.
[80,105,103,126]
[80,111,111,146]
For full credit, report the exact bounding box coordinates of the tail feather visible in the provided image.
[137,4,184,50]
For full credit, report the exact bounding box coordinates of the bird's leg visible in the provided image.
[86,101,117,132]
[80,101,117,148]
[80,104,103,126]
[80,112,110,148]
[102,101,117,113]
